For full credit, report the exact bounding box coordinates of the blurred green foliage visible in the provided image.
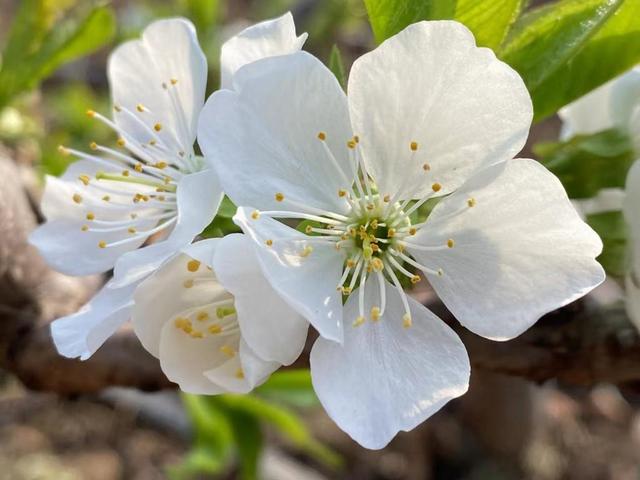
[172,370,341,480]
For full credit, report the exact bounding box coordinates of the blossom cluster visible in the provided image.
[30,13,605,448]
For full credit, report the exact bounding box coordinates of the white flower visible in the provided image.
[133,236,308,393]
[559,66,640,144]
[624,161,640,328]
[36,13,308,359]
[198,20,605,448]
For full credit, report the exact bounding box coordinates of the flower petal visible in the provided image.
[410,159,605,341]
[198,52,354,215]
[348,20,532,199]
[220,12,308,89]
[132,240,222,357]
[213,234,308,365]
[111,169,222,287]
[234,207,344,343]
[51,279,136,360]
[108,18,207,152]
[310,276,470,450]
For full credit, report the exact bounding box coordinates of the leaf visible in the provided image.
[530,0,640,121]
[255,369,319,408]
[363,0,526,49]
[328,44,346,90]
[500,0,623,95]
[226,410,263,480]
[535,128,635,199]
[218,395,342,469]
[587,211,628,277]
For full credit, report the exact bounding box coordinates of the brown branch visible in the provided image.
[1,150,639,395]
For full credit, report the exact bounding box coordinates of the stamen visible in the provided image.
[187,259,201,272]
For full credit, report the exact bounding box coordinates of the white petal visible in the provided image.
[220,12,308,89]
[213,234,308,365]
[111,169,222,287]
[108,18,207,152]
[198,52,354,215]
[310,277,470,450]
[348,20,532,199]
[234,207,344,343]
[132,244,223,357]
[51,279,136,360]
[559,67,640,139]
[410,159,605,341]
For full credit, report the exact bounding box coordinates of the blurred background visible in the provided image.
[0,0,639,479]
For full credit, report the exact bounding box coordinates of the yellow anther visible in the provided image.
[432,183,442,192]
[136,104,145,112]
[220,345,236,357]
[155,161,167,169]
[371,244,380,252]
[403,313,412,328]
[353,135,360,143]
[275,192,284,202]
[128,227,137,234]
[410,141,418,151]
[89,141,98,150]
[366,203,374,210]
[86,212,95,221]
[196,311,209,322]
[371,307,381,322]
[370,219,378,230]
[383,194,391,203]
[102,195,110,202]
[134,163,143,173]
[235,368,245,379]
[170,78,178,85]
[154,123,162,131]
[122,170,130,177]
[86,109,95,118]
[183,279,194,288]
[265,239,273,247]
[58,145,69,156]
[305,225,314,234]
[149,139,157,146]
[388,228,396,238]
[208,324,222,335]
[190,331,204,339]
[72,193,83,204]
[353,316,365,327]
[338,189,347,197]
[81,225,89,232]
[187,259,201,272]
[317,131,326,140]
[98,240,107,249]
[422,163,430,171]
[251,210,260,220]
[409,227,417,235]
[78,175,90,185]
[346,258,356,268]
[342,286,352,295]
[164,176,171,184]
[113,105,121,113]
[411,275,421,284]
[347,140,356,149]
[467,197,477,207]
[301,245,314,257]
[447,239,455,248]
[396,243,406,253]
[370,257,384,272]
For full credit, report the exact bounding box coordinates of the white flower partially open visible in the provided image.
[133,236,308,394]
[198,20,605,448]
[624,161,640,328]
[36,13,307,359]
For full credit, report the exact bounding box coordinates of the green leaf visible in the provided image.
[218,395,342,469]
[328,44,347,90]
[500,0,623,97]
[363,0,526,49]
[535,128,635,199]
[587,211,628,276]
[226,410,263,480]
[529,0,640,121]
[255,369,319,408]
